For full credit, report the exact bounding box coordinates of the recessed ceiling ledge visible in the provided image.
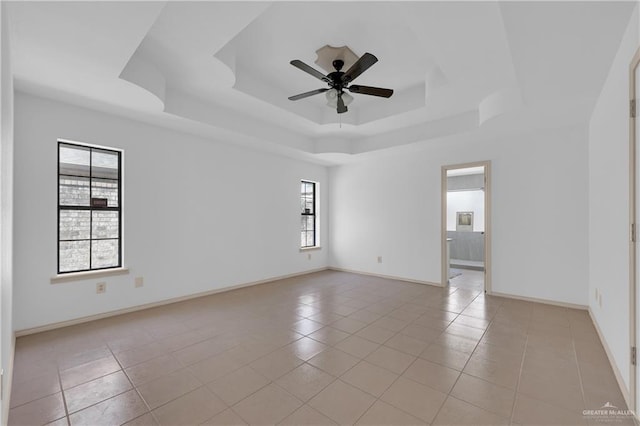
[478,87,525,126]
[312,137,353,155]
[119,53,167,107]
[213,43,238,88]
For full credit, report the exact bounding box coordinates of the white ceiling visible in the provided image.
[7,1,636,166]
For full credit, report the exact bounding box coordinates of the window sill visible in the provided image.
[51,267,130,284]
[300,246,322,252]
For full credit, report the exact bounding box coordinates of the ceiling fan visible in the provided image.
[288,52,393,114]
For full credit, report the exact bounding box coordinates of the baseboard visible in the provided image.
[2,332,15,426]
[490,291,588,310]
[328,266,442,287]
[15,267,329,337]
[588,308,632,410]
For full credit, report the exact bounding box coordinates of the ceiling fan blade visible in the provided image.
[337,95,348,114]
[288,88,329,101]
[348,85,394,98]
[341,53,378,83]
[290,60,331,83]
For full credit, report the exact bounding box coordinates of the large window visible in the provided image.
[58,141,122,273]
[301,180,317,248]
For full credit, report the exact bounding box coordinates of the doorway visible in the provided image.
[441,161,491,293]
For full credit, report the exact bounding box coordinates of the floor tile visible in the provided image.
[232,383,303,425]
[512,393,590,425]
[283,337,328,361]
[356,324,396,344]
[432,396,509,425]
[122,413,159,426]
[380,376,447,423]
[45,417,70,426]
[450,373,515,419]
[372,316,409,332]
[400,323,442,343]
[136,368,201,409]
[341,361,398,397]
[279,404,337,425]
[348,310,383,324]
[172,337,231,366]
[201,408,247,425]
[384,333,429,356]
[276,363,335,401]
[463,353,521,390]
[308,348,359,376]
[331,317,368,334]
[57,346,113,371]
[334,335,380,359]
[308,380,376,425]
[8,393,66,426]
[308,327,350,346]
[403,358,460,394]
[250,347,305,380]
[188,350,246,383]
[151,386,226,426]
[291,319,325,335]
[114,342,170,369]
[356,400,425,425]
[68,389,147,426]
[60,355,121,390]
[365,345,416,374]
[64,370,132,414]
[419,343,471,371]
[208,366,270,405]
[433,333,479,355]
[518,367,584,411]
[125,354,182,386]
[10,371,61,408]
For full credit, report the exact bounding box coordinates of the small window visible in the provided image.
[301,180,317,248]
[58,141,122,273]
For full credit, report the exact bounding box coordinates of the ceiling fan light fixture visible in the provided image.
[342,92,354,106]
[325,88,338,107]
[325,89,353,109]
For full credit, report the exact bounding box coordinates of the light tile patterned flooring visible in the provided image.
[8,270,636,425]
[449,269,484,292]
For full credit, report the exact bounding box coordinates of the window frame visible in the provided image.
[300,180,318,249]
[57,140,123,274]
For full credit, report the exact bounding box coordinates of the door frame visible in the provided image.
[629,46,640,413]
[441,160,492,293]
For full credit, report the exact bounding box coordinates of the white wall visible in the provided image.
[13,92,329,331]
[588,3,638,402]
[0,2,14,423]
[447,190,485,232]
[329,124,589,306]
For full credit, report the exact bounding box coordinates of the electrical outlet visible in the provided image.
[377,256,382,263]
[307,253,312,260]
[96,282,106,294]
[135,277,144,288]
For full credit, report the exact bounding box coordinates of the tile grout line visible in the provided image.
[56,359,71,426]
[508,311,531,424]
[568,313,590,414]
